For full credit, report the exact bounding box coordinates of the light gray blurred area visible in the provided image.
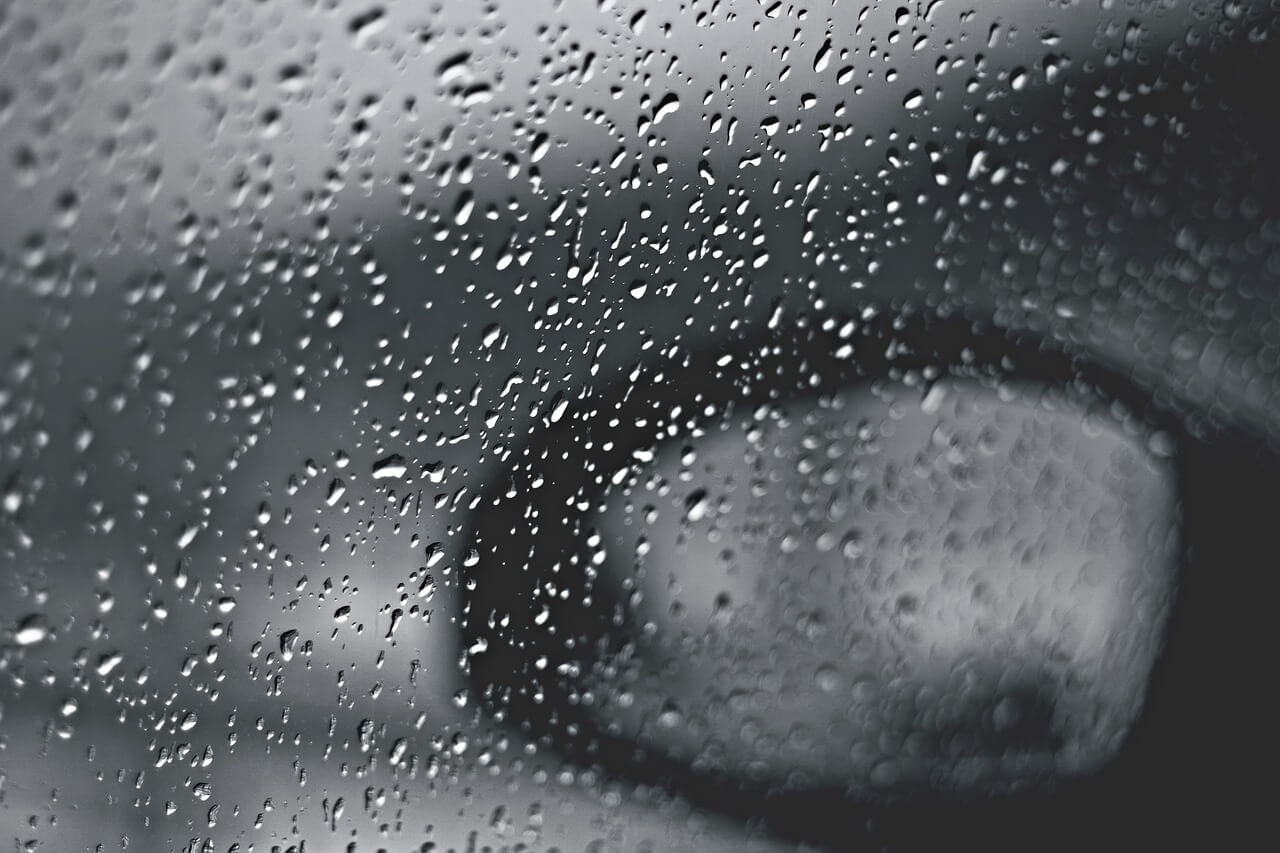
[594,378,1177,793]
[1,0,1276,851]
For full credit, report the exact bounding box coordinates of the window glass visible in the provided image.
[2,2,1276,851]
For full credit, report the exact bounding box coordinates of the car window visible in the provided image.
[2,2,1277,851]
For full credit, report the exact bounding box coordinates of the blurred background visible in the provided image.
[2,0,1278,850]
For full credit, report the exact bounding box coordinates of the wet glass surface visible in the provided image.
[2,2,1279,851]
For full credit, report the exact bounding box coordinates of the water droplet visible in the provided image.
[814,39,833,73]
[372,454,408,479]
[176,523,199,550]
[657,703,684,729]
[348,6,386,44]
[14,614,50,646]
[653,93,680,124]
[96,652,124,676]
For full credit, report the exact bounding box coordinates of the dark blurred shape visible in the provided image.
[464,306,1278,849]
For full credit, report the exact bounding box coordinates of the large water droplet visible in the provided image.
[14,614,50,646]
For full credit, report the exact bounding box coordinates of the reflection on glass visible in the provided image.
[462,304,1280,849]
[595,375,1175,795]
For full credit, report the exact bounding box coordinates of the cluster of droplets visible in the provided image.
[1,0,1276,849]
